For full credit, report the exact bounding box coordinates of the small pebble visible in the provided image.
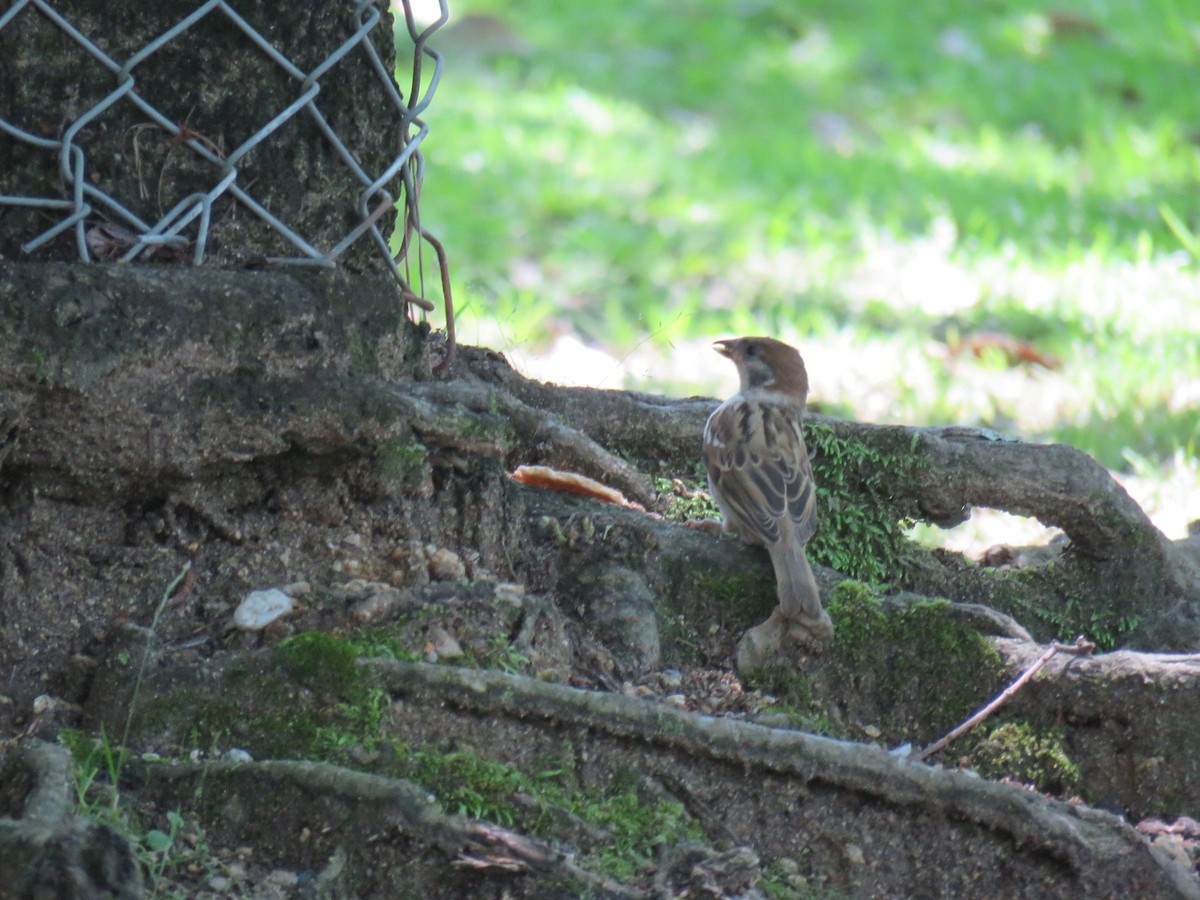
[266,869,300,888]
[427,546,466,581]
[222,748,253,763]
[493,582,525,606]
[349,588,401,624]
[660,669,683,689]
[664,693,688,708]
[428,626,463,659]
[233,589,294,631]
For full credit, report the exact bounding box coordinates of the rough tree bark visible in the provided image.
[0,1,401,272]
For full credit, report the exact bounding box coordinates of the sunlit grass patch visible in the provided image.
[401,0,1200,546]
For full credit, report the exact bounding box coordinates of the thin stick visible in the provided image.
[913,636,1095,763]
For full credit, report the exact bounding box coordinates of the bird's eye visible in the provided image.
[745,344,758,357]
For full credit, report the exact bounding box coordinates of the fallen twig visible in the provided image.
[913,635,1096,763]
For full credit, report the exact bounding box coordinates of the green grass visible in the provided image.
[398,0,1200,505]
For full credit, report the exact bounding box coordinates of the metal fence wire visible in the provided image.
[0,0,455,362]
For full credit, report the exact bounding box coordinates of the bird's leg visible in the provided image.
[736,544,834,671]
[768,543,835,644]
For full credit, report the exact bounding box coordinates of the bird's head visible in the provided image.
[713,336,809,400]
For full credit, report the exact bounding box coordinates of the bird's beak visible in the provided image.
[712,340,733,359]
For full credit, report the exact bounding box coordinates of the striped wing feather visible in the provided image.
[703,396,817,547]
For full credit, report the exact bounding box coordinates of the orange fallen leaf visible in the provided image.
[948,331,1061,370]
[510,465,643,510]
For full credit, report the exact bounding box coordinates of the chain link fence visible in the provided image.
[0,0,455,361]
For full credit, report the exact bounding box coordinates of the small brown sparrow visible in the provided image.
[703,337,834,669]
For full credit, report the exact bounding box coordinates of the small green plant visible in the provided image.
[476,632,530,674]
[342,625,425,662]
[27,347,51,383]
[61,728,207,891]
[1160,203,1200,261]
[996,574,1141,651]
[587,784,698,881]
[60,727,126,818]
[405,747,526,824]
[393,742,702,878]
[142,809,185,884]
[58,565,210,892]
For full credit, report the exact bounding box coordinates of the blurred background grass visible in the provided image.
[397,0,1200,547]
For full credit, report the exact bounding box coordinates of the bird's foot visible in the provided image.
[735,609,834,673]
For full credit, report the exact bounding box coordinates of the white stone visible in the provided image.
[233,589,294,630]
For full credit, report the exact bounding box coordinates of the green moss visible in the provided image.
[445,402,516,445]
[379,438,427,481]
[826,581,1005,739]
[133,634,391,761]
[805,423,924,588]
[693,568,775,609]
[965,721,1081,795]
[278,631,363,697]
[341,625,424,662]
[654,476,719,521]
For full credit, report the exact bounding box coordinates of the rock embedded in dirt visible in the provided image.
[427,625,465,660]
[427,545,468,581]
[233,588,295,631]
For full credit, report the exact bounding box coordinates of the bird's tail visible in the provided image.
[767,540,834,641]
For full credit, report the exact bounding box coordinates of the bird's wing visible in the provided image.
[703,396,817,546]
